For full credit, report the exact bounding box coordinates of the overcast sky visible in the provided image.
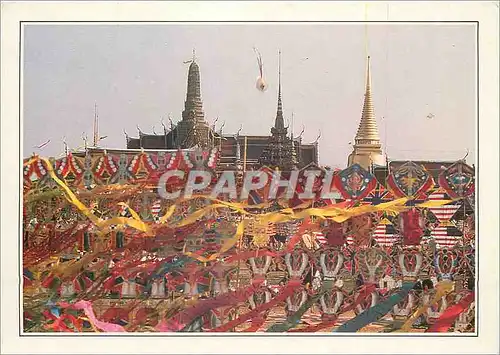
[23,24,476,168]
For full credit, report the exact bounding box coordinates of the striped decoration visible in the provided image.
[372,218,399,247]
[426,190,462,248]
[151,200,162,220]
[426,191,460,222]
[276,222,300,237]
[430,222,463,248]
[312,232,327,246]
[266,222,277,237]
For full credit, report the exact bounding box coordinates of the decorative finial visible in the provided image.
[274,49,284,129]
[314,130,322,144]
[366,55,371,89]
[93,103,99,146]
[295,124,305,140]
[82,132,88,150]
[161,118,167,133]
[62,136,68,155]
[192,48,196,62]
[462,149,469,162]
[278,49,282,99]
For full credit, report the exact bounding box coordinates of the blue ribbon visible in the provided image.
[335,282,415,333]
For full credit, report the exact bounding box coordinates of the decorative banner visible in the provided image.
[398,209,425,246]
[387,161,434,199]
[363,183,395,206]
[438,161,475,198]
[334,164,377,200]
[23,155,475,334]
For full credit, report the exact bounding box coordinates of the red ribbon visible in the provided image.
[426,292,474,333]
[208,280,302,332]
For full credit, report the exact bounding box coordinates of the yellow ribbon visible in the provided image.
[184,220,246,263]
[396,280,455,332]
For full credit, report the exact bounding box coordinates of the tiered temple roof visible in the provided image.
[125,52,318,171]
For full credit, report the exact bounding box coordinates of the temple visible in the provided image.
[125,53,318,171]
[258,51,298,170]
[347,56,385,170]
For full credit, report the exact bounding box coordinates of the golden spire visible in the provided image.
[354,56,380,143]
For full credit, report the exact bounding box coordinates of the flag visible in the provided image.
[426,190,460,222]
[430,222,463,248]
[372,218,399,247]
[363,184,395,206]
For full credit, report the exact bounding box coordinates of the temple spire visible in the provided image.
[274,50,285,130]
[259,50,299,170]
[354,56,380,143]
[347,56,384,169]
[182,53,204,122]
[177,53,214,149]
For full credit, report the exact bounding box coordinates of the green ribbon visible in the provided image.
[266,291,324,332]
[335,282,415,333]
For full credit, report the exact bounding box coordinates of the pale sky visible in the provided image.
[23,24,476,168]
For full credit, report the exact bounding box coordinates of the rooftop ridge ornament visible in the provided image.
[314,130,322,144]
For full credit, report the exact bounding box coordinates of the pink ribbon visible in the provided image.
[60,300,127,332]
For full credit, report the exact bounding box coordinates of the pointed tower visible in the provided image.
[259,51,298,170]
[348,56,384,169]
[177,51,214,149]
[182,53,205,122]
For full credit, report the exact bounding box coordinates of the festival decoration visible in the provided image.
[387,161,434,199]
[334,164,376,200]
[438,160,475,198]
[22,154,474,333]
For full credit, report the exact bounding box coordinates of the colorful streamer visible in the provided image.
[335,282,415,332]
[426,292,474,333]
